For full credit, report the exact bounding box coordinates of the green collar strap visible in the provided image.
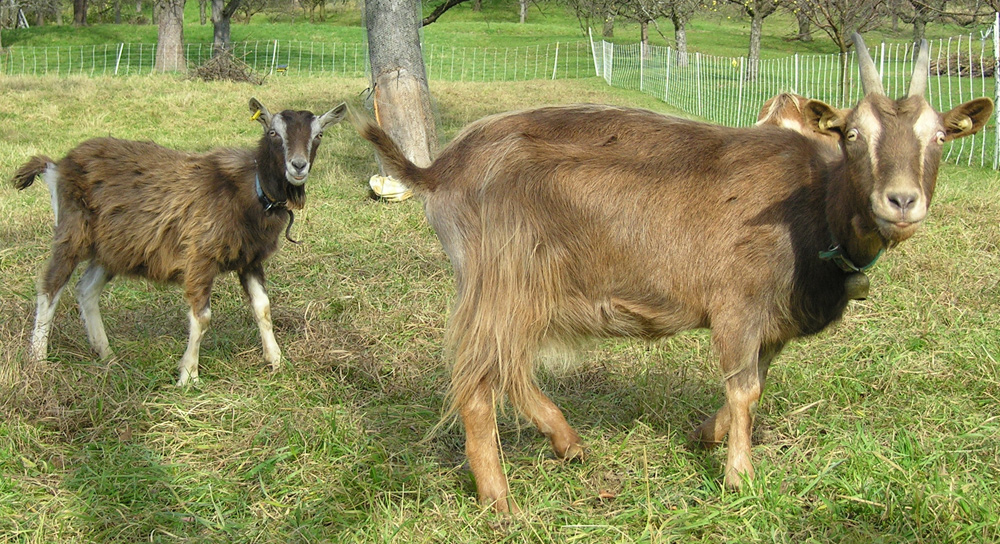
[818,244,884,273]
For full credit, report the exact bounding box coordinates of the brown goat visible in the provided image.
[354,34,993,512]
[13,98,347,386]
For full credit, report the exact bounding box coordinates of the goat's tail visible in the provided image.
[11,156,54,190]
[348,107,438,193]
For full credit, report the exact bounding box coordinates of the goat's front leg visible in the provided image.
[693,343,783,452]
[697,333,782,489]
[177,276,214,387]
[238,266,281,370]
[76,262,113,359]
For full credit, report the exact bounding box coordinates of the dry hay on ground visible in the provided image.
[929,55,996,77]
[191,51,266,85]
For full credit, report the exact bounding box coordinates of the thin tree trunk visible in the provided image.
[211,0,232,55]
[640,20,649,46]
[73,0,88,25]
[602,13,614,38]
[747,14,763,80]
[365,0,437,170]
[199,0,207,24]
[155,0,187,72]
[519,0,526,23]
[796,9,812,41]
[673,15,688,67]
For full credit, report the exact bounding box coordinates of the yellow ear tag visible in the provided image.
[250,109,262,122]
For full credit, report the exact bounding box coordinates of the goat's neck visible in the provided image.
[254,141,306,210]
[824,163,886,271]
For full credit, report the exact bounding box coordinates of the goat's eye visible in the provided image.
[846,128,860,142]
[268,129,279,138]
[315,132,323,140]
[935,131,946,144]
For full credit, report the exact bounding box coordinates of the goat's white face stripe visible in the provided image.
[271,114,323,186]
[853,102,882,174]
[912,106,940,180]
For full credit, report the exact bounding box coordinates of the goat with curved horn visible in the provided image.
[909,39,930,97]
[852,32,885,96]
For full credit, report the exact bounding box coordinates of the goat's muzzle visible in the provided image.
[286,158,310,186]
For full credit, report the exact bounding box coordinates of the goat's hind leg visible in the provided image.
[177,277,213,386]
[76,262,113,359]
[29,241,83,362]
[239,266,281,371]
[516,383,585,461]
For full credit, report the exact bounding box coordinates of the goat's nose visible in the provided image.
[886,190,919,214]
[291,158,308,172]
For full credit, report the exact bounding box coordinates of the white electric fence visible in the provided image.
[2,17,998,168]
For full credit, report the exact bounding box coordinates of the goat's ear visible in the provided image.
[941,97,994,141]
[248,97,273,129]
[803,99,847,137]
[319,103,348,130]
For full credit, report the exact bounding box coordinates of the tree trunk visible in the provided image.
[519,0,526,23]
[136,0,142,13]
[74,0,88,25]
[155,0,187,72]
[199,0,207,24]
[35,11,44,26]
[602,13,614,38]
[796,9,812,42]
[672,14,688,67]
[211,0,233,55]
[115,0,122,23]
[365,0,437,170]
[747,14,763,80]
[640,20,648,46]
[912,16,926,46]
[472,0,480,11]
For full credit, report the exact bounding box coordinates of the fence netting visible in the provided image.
[2,30,997,168]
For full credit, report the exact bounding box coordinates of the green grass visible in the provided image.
[2,75,1000,542]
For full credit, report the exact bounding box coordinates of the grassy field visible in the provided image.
[2,74,1000,543]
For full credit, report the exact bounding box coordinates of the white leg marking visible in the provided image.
[43,164,60,226]
[76,263,112,358]
[177,306,210,387]
[245,276,282,369]
[30,286,66,361]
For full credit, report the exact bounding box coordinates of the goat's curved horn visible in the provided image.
[908,39,930,98]
[853,33,885,96]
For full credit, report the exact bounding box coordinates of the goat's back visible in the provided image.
[414,105,847,342]
[52,137,280,282]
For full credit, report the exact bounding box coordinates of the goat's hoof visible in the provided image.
[484,496,521,514]
[558,442,587,462]
[175,375,200,388]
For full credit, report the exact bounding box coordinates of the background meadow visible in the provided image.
[2,4,1000,541]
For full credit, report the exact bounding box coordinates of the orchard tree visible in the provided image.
[155,0,186,72]
[365,0,437,170]
[74,0,89,25]
[790,0,887,101]
[211,0,242,55]
[726,0,780,80]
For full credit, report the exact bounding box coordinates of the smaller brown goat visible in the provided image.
[756,92,842,159]
[13,98,347,386]
[353,34,993,512]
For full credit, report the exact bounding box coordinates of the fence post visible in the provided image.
[696,52,702,117]
[114,43,124,75]
[994,12,999,170]
[737,56,745,126]
[270,40,279,75]
[588,28,600,77]
[552,42,559,80]
[794,53,799,93]
[639,42,645,92]
[664,47,671,102]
